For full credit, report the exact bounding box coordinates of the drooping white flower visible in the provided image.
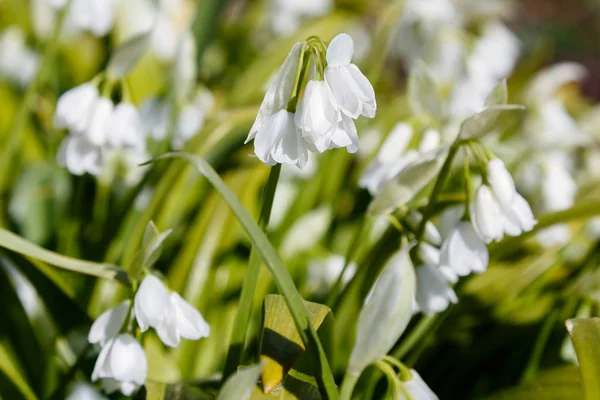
[439,222,488,283]
[69,0,119,37]
[91,334,147,396]
[66,382,107,400]
[415,263,457,315]
[253,109,309,168]
[134,275,210,348]
[85,97,114,146]
[41,0,68,9]
[470,159,536,243]
[105,102,146,151]
[348,246,416,376]
[0,27,39,87]
[418,242,441,267]
[55,83,100,133]
[57,135,103,176]
[324,33,376,119]
[88,300,130,346]
[295,80,340,152]
[139,98,170,140]
[402,369,439,400]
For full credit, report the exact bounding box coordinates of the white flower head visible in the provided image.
[134,275,210,348]
[57,135,103,176]
[295,80,340,152]
[55,83,100,133]
[0,27,39,87]
[415,263,457,315]
[439,222,488,282]
[88,300,130,346]
[69,0,119,37]
[402,369,439,400]
[66,382,107,400]
[91,334,147,396]
[105,102,146,151]
[324,33,376,119]
[254,110,309,168]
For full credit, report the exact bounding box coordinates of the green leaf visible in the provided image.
[0,343,38,400]
[107,32,151,79]
[144,381,213,400]
[250,368,321,399]
[367,148,448,216]
[217,364,263,400]
[144,153,339,400]
[566,318,600,399]
[484,79,508,107]
[260,295,333,393]
[459,104,525,139]
[131,221,172,278]
[407,60,444,120]
[0,228,130,285]
[487,366,583,400]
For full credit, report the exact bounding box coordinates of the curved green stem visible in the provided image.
[340,373,359,400]
[222,164,281,380]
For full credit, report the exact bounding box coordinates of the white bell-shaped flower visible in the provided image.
[55,83,99,133]
[402,369,439,400]
[253,109,309,168]
[469,185,504,243]
[418,242,440,266]
[415,263,457,315]
[105,102,146,151]
[0,27,39,87]
[439,222,488,282]
[408,212,442,246]
[246,42,302,144]
[324,33,376,119]
[88,300,130,346]
[91,334,147,396]
[69,0,118,36]
[295,80,340,152]
[140,98,170,141]
[134,275,210,348]
[85,97,114,146]
[487,158,517,211]
[57,135,103,176]
[65,382,106,400]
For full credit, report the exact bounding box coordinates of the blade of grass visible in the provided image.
[0,228,130,285]
[144,153,339,399]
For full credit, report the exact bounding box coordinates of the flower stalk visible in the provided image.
[222,163,282,380]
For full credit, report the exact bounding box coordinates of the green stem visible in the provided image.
[392,315,437,359]
[340,373,359,400]
[222,164,281,380]
[521,309,558,383]
[0,0,69,201]
[414,142,462,252]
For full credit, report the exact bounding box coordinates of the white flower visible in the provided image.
[55,83,100,133]
[418,242,440,266]
[140,98,170,140]
[415,263,457,315]
[295,80,340,152]
[324,33,376,119]
[439,222,488,283]
[253,109,309,168]
[66,382,107,400]
[408,212,442,246]
[402,369,439,400]
[307,254,357,293]
[246,42,303,144]
[0,27,39,87]
[348,247,416,376]
[470,159,536,243]
[91,334,147,396]
[69,0,118,36]
[134,275,210,347]
[541,154,577,211]
[41,0,68,8]
[57,135,103,176]
[105,102,146,151]
[85,98,114,146]
[88,300,130,346]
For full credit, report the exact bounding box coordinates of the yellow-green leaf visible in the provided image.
[566,318,600,399]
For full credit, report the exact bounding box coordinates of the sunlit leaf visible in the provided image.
[484,80,508,107]
[217,364,263,400]
[107,32,151,79]
[566,318,600,399]
[459,105,524,139]
[407,60,444,119]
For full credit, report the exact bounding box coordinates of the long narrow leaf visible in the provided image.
[566,318,600,399]
[0,229,130,285]
[144,153,339,400]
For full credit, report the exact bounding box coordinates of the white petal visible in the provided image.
[377,123,413,163]
[403,369,439,400]
[470,185,504,243]
[55,83,99,132]
[171,292,210,340]
[487,158,516,210]
[508,193,537,233]
[91,338,113,381]
[246,42,303,143]
[155,306,180,348]
[295,80,339,152]
[325,67,361,119]
[347,64,376,117]
[105,102,145,151]
[86,98,113,146]
[418,243,440,266]
[440,222,488,277]
[108,334,147,385]
[134,275,171,332]
[326,33,354,67]
[415,263,457,315]
[88,300,130,345]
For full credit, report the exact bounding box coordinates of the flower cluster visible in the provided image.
[88,274,209,395]
[54,81,148,184]
[246,33,376,168]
